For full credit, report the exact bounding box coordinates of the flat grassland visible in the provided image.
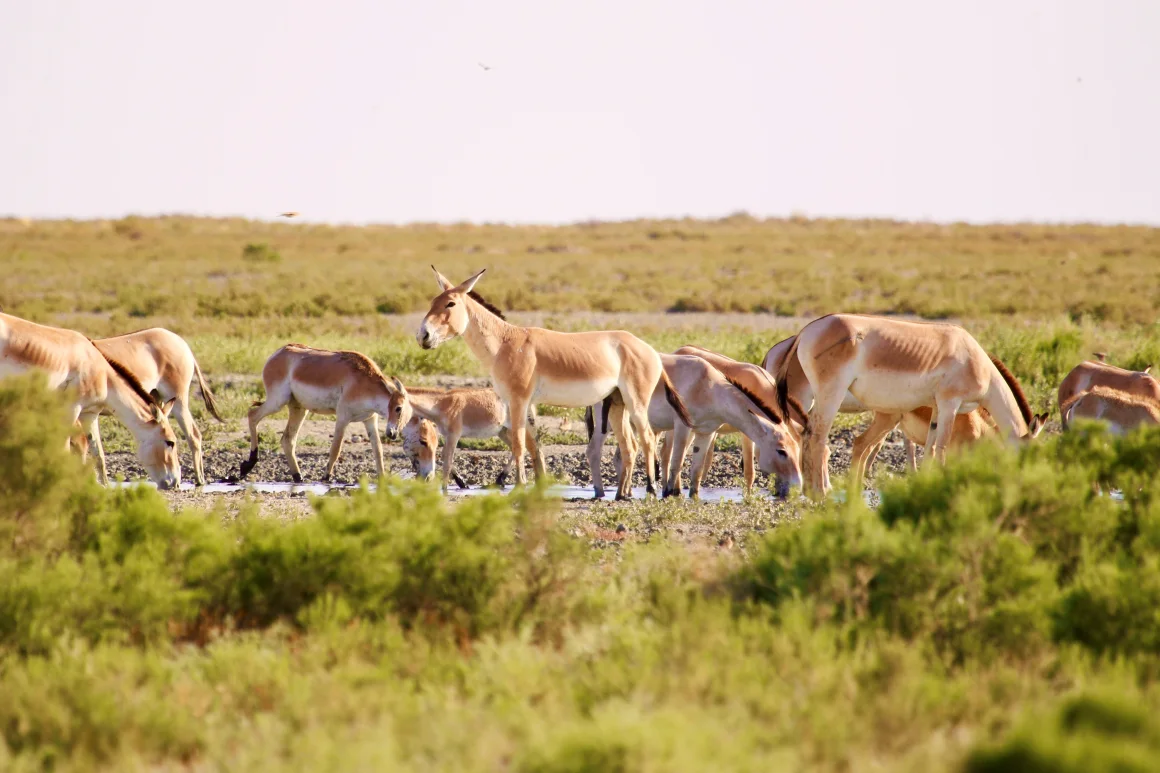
[3,216,1160,771]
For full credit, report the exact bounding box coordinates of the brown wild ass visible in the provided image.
[764,334,998,486]
[418,268,691,499]
[0,312,181,488]
[239,344,412,482]
[395,382,546,491]
[674,344,808,490]
[1061,386,1160,435]
[585,353,802,498]
[401,416,439,481]
[84,328,224,486]
[775,314,1047,497]
[1057,360,1160,428]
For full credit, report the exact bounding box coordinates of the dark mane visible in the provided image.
[91,340,158,409]
[990,356,1034,425]
[724,375,783,425]
[468,290,506,321]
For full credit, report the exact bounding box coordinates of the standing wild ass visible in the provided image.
[1057,360,1160,428]
[239,344,412,482]
[0,312,181,488]
[775,314,1047,497]
[585,353,803,498]
[418,267,691,499]
[394,382,546,492]
[86,328,224,485]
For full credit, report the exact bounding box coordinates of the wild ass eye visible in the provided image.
[445,301,456,308]
[419,441,429,448]
[395,406,402,413]
[165,440,176,449]
[777,449,788,458]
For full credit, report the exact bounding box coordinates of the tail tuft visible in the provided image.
[193,359,226,422]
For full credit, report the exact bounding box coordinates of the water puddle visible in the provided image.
[121,480,805,503]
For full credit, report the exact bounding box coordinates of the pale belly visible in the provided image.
[289,383,343,413]
[849,372,941,413]
[533,376,619,409]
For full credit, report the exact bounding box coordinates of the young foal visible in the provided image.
[395,382,546,492]
[585,353,802,499]
[0,312,181,488]
[85,327,224,485]
[239,344,411,482]
[418,268,690,499]
[776,314,1047,497]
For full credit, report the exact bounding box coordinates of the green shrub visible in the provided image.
[964,693,1160,773]
[240,242,281,263]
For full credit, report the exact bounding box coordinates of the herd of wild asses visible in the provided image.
[3,267,1158,499]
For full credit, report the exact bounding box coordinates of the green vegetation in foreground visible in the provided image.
[6,376,1160,771]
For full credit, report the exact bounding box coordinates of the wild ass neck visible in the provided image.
[460,297,516,370]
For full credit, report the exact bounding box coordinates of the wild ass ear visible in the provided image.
[161,398,177,418]
[392,376,407,395]
[453,268,486,295]
[148,388,165,408]
[431,265,454,292]
[785,395,810,432]
[1145,366,1152,375]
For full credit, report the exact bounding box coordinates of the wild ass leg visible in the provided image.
[363,415,384,479]
[82,413,109,486]
[609,402,637,500]
[240,387,290,479]
[905,438,918,472]
[441,429,461,493]
[741,435,756,491]
[688,431,718,500]
[525,429,547,482]
[584,404,607,498]
[323,414,351,482]
[803,388,847,499]
[850,413,900,490]
[281,403,308,483]
[929,397,963,464]
[172,394,206,486]
[665,422,695,498]
[658,430,675,496]
[507,396,531,487]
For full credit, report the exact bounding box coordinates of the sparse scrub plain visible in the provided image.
[4,216,1160,769]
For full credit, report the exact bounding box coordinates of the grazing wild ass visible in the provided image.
[418,267,691,499]
[673,344,808,490]
[239,344,411,482]
[775,314,1047,497]
[764,333,997,486]
[1057,360,1160,428]
[0,312,181,488]
[585,353,803,499]
[85,328,224,486]
[402,416,439,481]
[1061,386,1160,435]
[395,382,546,491]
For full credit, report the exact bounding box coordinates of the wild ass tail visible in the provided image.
[193,358,225,423]
[661,371,693,427]
[775,334,802,419]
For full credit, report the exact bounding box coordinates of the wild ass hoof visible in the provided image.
[614,491,632,502]
[292,473,303,484]
[453,472,469,490]
[238,450,258,479]
[662,487,679,499]
[493,471,508,488]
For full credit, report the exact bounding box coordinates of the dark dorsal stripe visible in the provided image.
[724,375,783,424]
[467,290,506,321]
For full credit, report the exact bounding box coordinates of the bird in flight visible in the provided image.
[478,62,492,71]
[278,212,299,218]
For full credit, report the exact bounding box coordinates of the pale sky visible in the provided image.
[1,1,1157,225]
